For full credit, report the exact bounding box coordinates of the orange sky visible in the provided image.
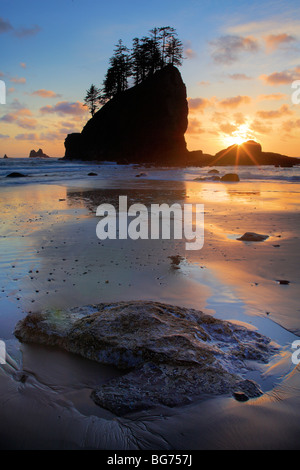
[1,1,300,158]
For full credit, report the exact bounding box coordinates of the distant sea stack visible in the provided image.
[64,65,189,165]
[29,148,50,158]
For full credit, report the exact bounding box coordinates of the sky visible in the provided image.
[0,0,300,158]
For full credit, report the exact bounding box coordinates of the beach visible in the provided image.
[0,158,300,449]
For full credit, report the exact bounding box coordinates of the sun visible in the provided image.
[222,124,255,147]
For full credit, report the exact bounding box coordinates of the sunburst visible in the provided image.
[222,124,255,147]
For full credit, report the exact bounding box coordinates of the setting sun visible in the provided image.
[222,124,255,147]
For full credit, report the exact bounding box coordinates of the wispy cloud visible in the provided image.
[228,73,253,80]
[14,25,41,38]
[258,93,287,101]
[260,66,300,85]
[184,41,197,59]
[187,97,214,113]
[256,104,293,119]
[210,35,259,64]
[40,101,87,116]
[0,16,41,38]
[264,33,296,52]
[15,133,39,141]
[10,76,26,84]
[0,17,13,34]
[31,89,61,98]
[219,95,252,108]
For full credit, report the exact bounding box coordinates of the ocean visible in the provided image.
[1,157,300,188]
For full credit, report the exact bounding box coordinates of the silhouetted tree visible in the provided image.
[88,27,184,104]
[158,26,177,67]
[165,36,184,66]
[83,84,102,116]
[103,40,131,100]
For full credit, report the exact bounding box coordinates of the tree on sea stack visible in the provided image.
[95,27,184,104]
[83,84,102,116]
[102,40,132,101]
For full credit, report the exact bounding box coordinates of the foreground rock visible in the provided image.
[14,301,276,415]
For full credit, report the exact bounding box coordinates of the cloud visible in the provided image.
[0,113,17,123]
[184,41,197,59]
[17,117,38,129]
[31,89,61,99]
[227,18,300,38]
[187,97,213,113]
[260,66,300,85]
[186,118,205,135]
[40,101,87,116]
[14,25,41,38]
[258,93,287,101]
[20,62,26,69]
[10,76,26,84]
[256,104,293,119]
[17,108,33,116]
[0,133,9,139]
[228,73,252,80]
[282,118,300,134]
[0,17,40,38]
[219,95,251,108]
[0,17,13,34]
[250,119,272,134]
[0,108,37,129]
[210,35,259,64]
[219,122,237,134]
[15,133,39,141]
[264,33,296,52]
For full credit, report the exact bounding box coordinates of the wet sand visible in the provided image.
[0,176,300,449]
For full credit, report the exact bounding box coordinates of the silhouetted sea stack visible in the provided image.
[29,148,50,158]
[64,65,189,165]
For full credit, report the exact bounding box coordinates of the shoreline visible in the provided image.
[0,174,299,449]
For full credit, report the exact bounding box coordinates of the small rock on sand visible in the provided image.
[220,173,240,182]
[237,232,269,242]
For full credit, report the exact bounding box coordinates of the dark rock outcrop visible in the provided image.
[187,141,300,167]
[29,148,50,158]
[6,172,27,178]
[64,65,189,165]
[14,300,276,415]
[196,141,300,167]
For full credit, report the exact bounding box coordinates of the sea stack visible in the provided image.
[29,148,50,158]
[64,65,189,165]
